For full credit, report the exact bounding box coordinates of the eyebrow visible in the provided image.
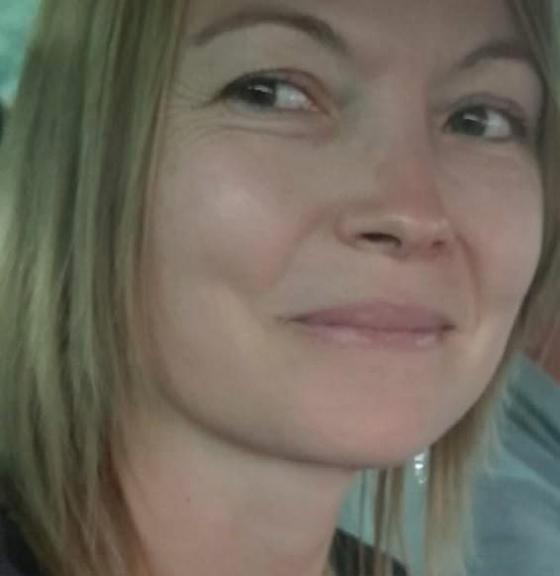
[456,38,542,80]
[189,6,350,57]
[190,7,542,80]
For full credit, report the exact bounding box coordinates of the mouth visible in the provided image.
[286,300,455,351]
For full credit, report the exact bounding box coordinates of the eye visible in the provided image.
[218,73,319,113]
[445,104,529,142]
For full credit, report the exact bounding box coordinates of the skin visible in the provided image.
[119,1,544,575]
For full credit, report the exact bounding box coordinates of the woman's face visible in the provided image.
[142,0,544,466]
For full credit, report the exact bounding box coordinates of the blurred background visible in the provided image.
[1,3,559,576]
[0,0,37,105]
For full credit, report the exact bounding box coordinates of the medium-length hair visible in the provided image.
[0,1,558,575]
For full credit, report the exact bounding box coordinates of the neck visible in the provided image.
[117,404,355,576]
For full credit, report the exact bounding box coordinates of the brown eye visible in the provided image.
[220,74,317,112]
[446,105,529,141]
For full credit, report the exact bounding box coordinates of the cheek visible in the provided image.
[151,135,306,294]
[487,195,542,316]
[445,153,543,317]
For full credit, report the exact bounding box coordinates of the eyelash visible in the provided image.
[218,71,322,113]
[217,72,532,143]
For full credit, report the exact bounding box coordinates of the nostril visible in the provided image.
[361,232,402,247]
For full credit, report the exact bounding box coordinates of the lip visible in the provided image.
[286,300,455,351]
[289,300,455,332]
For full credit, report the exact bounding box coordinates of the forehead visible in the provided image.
[184,0,521,51]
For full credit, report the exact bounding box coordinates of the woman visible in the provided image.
[0,1,558,575]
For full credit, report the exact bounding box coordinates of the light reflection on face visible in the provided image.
[141,0,544,467]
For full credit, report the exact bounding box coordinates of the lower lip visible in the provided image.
[292,321,451,351]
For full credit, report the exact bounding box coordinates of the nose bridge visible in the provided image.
[380,129,446,222]
[365,69,445,216]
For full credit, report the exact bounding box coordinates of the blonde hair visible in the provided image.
[0,1,558,576]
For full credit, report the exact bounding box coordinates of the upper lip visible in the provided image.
[289,300,455,332]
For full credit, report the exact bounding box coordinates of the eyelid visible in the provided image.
[453,92,531,123]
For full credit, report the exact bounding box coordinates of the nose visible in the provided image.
[335,140,455,260]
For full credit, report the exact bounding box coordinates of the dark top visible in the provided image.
[330,529,408,575]
[0,511,408,576]
[0,512,41,576]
